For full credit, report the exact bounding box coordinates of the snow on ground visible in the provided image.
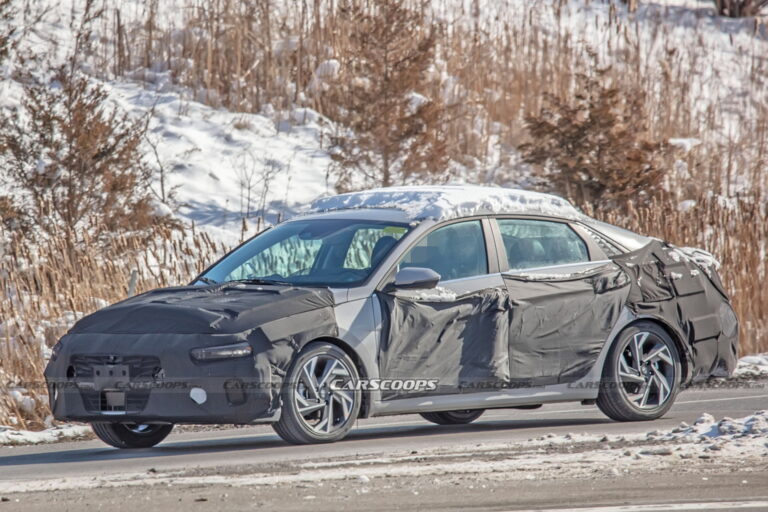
[0,0,337,246]
[0,73,335,247]
[107,80,335,245]
[2,410,766,493]
[734,353,768,380]
[308,185,584,221]
[0,423,90,446]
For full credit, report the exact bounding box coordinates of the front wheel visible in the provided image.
[597,322,681,422]
[91,423,173,448]
[273,342,362,444]
[420,409,485,425]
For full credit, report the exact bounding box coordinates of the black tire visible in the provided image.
[272,342,362,444]
[91,423,173,449]
[420,409,485,425]
[597,322,681,422]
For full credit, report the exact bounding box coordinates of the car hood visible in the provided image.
[69,284,336,335]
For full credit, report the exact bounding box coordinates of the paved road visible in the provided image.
[2,386,767,488]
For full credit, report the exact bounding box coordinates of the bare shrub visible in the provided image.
[324,0,453,190]
[0,67,175,243]
[520,70,670,210]
[714,0,768,17]
[0,0,15,64]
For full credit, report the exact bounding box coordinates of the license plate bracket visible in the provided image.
[93,364,130,390]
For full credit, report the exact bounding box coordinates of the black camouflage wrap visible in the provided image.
[378,241,738,398]
[44,284,338,424]
[611,240,739,381]
[377,289,512,400]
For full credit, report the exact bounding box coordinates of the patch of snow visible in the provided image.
[105,80,335,245]
[407,92,429,113]
[395,286,458,302]
[733,353,768,380]
[308,185,585,221]
[656,411,768,441]
[314,59,340,80]
[0,424,91,446]
[679,246,721,271]
[677,199,697,212]
[5,411,767,493]
[669,137,702,152]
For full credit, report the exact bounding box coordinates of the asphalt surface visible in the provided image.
[1,385,767,510]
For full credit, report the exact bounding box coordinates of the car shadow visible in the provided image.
[0,416,614,468]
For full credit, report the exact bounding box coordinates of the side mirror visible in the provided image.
[391,267,441,290]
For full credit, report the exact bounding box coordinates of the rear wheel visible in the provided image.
[420,409,485,425]
[91,422,173,449]
[597,322,681,422]
[273,342,362,444]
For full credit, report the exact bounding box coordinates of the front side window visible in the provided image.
[399,220,488,281]
[200,219,410,287]
[496,219,589,270]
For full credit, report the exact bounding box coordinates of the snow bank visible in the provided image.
[5,411,766,493]
[733,353,768,380]
[0,424,91,446]
[654,411,768,442]
[309,185,584,221]
[105,81,334,244]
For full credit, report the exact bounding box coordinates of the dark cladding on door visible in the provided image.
[502,268,630,386]
[376,219,735,403]
[376,219,509,399]
[377,289,511,399]
[377,265,630,399]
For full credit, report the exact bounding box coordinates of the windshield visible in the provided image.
[198,218,411,287]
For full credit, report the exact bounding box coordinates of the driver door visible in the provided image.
[377,218,509,399]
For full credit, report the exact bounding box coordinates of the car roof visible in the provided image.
[288,207,414,224]
[306,185,585,222]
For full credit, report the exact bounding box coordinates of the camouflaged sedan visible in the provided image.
[45,186,739,447]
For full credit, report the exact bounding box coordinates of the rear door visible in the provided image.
[493,217,626,385]
[377,218,509,399]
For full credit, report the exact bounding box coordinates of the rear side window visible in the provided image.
[399,220,488,281]
[496,219,589,270]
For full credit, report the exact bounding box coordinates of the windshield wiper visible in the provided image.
[198,276,219,285]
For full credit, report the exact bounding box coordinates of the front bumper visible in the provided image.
[44,333,281,424]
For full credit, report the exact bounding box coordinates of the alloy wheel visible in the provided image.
[617,331,676,409]
[294,354,356,434]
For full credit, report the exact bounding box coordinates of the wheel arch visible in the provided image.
[308,336,372,418]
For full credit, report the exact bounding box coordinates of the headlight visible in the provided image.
[190,342,253,361]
